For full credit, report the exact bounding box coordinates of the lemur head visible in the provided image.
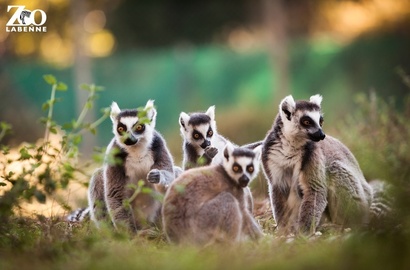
[223,142,262,188]
[110,100,157,148]
[279,94,325,143]
[179,106,217,149]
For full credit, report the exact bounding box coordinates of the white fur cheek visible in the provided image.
[223,158,235,180]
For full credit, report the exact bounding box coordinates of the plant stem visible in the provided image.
[44,83,57,143]
[74,85,95,130]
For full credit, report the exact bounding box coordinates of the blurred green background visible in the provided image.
[1,0,410,163]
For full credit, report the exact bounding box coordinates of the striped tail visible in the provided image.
[369,180,393,223]
[66,207,90,222]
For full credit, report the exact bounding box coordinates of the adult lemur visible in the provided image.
[179,106,228,170]
[162,143,263,245]
[262,94,374,234]
[87,100,176,231]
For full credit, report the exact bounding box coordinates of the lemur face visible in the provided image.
[179,106,217,149]
[223,143,261,188]
[110,100,156,148]
[279,94,326,142]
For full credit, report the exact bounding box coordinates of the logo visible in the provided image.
[6,5,47,33]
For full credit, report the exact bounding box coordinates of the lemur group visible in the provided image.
[68,95,389,246]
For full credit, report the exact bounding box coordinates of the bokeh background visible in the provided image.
[1,0,410,164]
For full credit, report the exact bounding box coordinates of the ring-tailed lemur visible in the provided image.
[261,94,374,234]
[20,10,31,25]
[162,142,263,245]
[68,100,177,231]
[179,106,229,170]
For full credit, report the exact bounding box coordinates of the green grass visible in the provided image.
[1,213,409,270]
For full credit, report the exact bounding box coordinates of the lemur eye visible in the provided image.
[193,133,200,139]
[117,126,125,133]
[135,124,145,133]
[319,117,324,127]
[303,120,310,126]
[208,130,213,137]
[233,165,240,172]
[247,166,254,173]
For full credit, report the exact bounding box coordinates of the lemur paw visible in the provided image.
[205,146,218,159]
[147,169,161,184]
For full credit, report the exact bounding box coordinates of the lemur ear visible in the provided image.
[206,105,215,121]
[279,95,296,121]
[253,145,262,161]
[223,142,234,161]
[110,102,121,122]
[310,94,322,106]
[179,112,190,130]
[144,100,157,122]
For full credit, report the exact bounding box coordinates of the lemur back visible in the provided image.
[179,106,229,170]
[86,100,176,231]
[262,94,374,234]
[162,143,263,246]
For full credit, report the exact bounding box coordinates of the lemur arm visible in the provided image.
[146,133,175,190]
[104,164,138,231]
[184,143,216,170]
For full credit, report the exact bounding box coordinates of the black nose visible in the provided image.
[309,129,326,142]
[200,140,210,149]
[238,175,250,188]
[124,136,138,145]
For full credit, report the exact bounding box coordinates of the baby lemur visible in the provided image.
[88,100,176,231]
[162,143,263,245]
[261,94,374,234]
[179,105,228,169]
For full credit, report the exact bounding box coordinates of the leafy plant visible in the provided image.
[0,75,109,222]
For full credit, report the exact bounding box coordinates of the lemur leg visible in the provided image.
[242,211,263,240]
[104,166,138,231]
[241,188,263,240]
[88,168,109,226]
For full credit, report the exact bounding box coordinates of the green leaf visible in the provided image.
[56,82,68,91]
[49,127,58,134]
[42,102,50,111]
[39,117,49,124]
[43,74,57,85]
[80,84,91,91]
[34,190,46,203]
[19,147,32,160]
[86,101,93,109]
[2,146,10,154]
[126,183,138,190]
[62,122,73,130]
[0,121,12,130]
[95,86,105,92]
[72,134,82,145]
[141,187,152,194]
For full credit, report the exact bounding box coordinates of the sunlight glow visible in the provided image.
[87,30,116,57]
[40,32,73,68]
